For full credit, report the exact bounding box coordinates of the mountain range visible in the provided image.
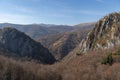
[0,23,95,39]
[0,12,120,80]
[0,22,95,60]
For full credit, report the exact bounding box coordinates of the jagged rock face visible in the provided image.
[77,12,120,54]
[0,28,55,64]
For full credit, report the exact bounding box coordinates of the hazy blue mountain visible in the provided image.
[0,23,74,39]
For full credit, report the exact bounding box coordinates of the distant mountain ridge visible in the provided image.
[0,22,95,39]
[0,27,55,64]
[74,22,95,30]
[0,23,73,39]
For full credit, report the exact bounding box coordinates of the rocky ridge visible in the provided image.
[76,12,120,54]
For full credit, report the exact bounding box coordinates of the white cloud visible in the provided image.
[96,0,104,3]
[78,10,106,15]
[60,9,107,16]
[0,13,37,24]
[13,5,34,14]
[0,2,34,14]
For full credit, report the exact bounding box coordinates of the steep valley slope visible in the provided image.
[38,29,91,60]
[36,22,95,60]
[0,27,55,64]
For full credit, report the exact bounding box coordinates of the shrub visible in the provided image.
[101,53,113,65]
[113,49,120,55]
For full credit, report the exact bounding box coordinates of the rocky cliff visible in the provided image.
[76,12,120,54]
[0,27,55,64]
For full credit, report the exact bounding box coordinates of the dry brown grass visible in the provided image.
[55,46,120,80]
[1,46,120,80]
[0,55,61,80]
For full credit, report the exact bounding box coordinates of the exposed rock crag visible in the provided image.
[77,12,120,54]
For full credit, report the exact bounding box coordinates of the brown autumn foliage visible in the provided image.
[0,55,61,80]
[1,46,120,80]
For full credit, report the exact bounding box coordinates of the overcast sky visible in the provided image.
[0,0,120,25]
